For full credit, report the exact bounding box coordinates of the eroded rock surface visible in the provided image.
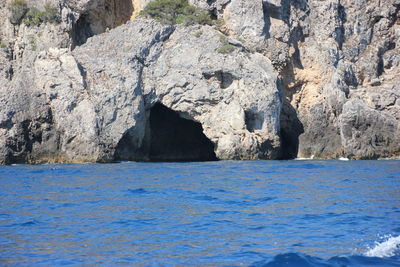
[340,98,400,159]
[0,0,399,163]
[0,18,281,163]
[143,25,281,160]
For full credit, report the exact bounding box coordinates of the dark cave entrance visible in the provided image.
[72,14,93,47]
[279,100,304,159]
[147,103,217,162]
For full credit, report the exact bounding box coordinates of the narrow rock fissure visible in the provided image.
[147,103,218,162]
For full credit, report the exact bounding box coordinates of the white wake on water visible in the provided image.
[364,235,400,258]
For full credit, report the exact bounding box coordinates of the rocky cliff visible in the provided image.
[0,0,399,164]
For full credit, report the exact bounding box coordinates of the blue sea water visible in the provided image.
[0,160,399,266]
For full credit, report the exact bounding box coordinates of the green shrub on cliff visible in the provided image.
[218,43,236,54]
[9,1,60,26]
[8,0,28,25]
[43,3,60,24]
[22,7,44,26]
[22,4,60,26]
[140,0,214,25]
[217,34,236,54]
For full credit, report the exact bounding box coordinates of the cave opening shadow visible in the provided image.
[72,14,94,47]
[279,100,304,159]
[148,103,218,162]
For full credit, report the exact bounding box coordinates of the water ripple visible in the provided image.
[0,160,399,266]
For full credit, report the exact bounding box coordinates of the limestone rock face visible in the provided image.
[289,0,400,159]
[187,0,400,160]
[0,18,281,163]
[72,20,175,162]
[144,25,281,159]
[222,0,265,42]
[189,0,230,15]
[0,20,170,164]
[0,0,399,163]
[340,98,400,159]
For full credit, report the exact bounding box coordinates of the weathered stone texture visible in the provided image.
[0,17,281,163]
[144,25,281,159]
[0,0,399,163]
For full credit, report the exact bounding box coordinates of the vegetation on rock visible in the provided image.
[22,7,44,26]
[217,35,236,54]
[218,43,236,54]
[139,0,215,26]
[43,3,60,24]
[193,30,203,38]
[8,0,28,25]
[9,1,60,26]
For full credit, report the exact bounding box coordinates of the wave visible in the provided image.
[251,252,400,267]
[364,235,400,258]
[294,157,314,160]
[294,157,351,161]
[251,236,400,267]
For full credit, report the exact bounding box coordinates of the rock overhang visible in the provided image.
[61,20,282,162]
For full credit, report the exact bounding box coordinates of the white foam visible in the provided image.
[294,155,314,160]
[364,235,400,258]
